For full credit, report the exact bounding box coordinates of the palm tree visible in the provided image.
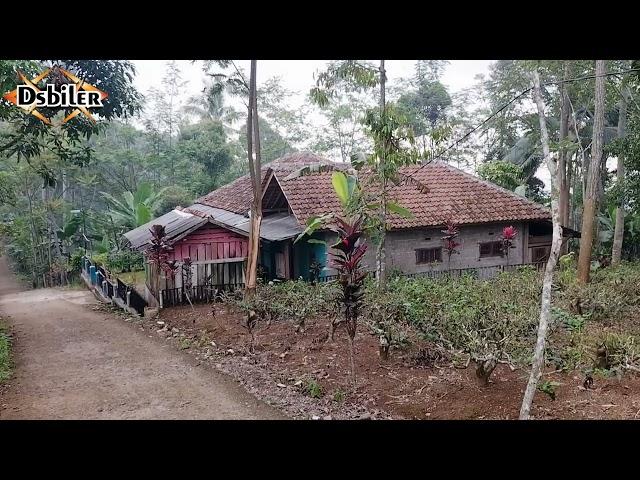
[101,183,167,230]
[182,77,239,134]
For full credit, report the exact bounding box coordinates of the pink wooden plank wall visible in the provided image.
[169,224,248,262]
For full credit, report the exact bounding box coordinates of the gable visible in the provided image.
[262,173,289,212]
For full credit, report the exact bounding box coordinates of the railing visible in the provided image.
[401,262,545,280]
[160,283,244,308]
[116,278,128,301]
[80,256,147,316]
[128,288,147,316]
[318,262,546,283]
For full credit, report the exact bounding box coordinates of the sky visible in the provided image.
[131,60,494,111]
[130,60,556,184]
[130,60,564,190]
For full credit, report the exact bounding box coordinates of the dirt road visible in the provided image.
[0,257,285,419]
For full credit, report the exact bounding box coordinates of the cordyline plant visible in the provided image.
[294,171,372,388]
[330,215,368,390]
[441,220,461,269]
[181,257,195,311]
[501,225,517,265]
[146,225,177,302]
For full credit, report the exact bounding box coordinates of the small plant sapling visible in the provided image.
[537,380,560,400]
[181,257,195,313]
[309,257,323,285]
[330,215,368,390]
[146,225,177,301]
[441,220,461,270]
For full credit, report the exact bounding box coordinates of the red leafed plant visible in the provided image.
[146,225,177,297]
[441,220,461,268]
[501,225,517,264]
[329,215,368,390]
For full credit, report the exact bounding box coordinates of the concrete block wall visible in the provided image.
[321,222,527,276]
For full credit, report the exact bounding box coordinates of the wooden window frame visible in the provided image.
[416,247,443,264]
[479,241,504,258]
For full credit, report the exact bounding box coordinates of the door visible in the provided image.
[531,245,550,263]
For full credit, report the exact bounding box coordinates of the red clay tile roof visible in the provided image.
[197,154,551,229]
[196,152,344,215]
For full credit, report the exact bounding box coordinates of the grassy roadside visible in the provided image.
[0,318,11,383]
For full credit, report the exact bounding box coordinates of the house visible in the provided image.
[123,152,574,305]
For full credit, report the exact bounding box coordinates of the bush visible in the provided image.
[69,251,85,273]
[91,252,108,268]
[380,269,542,367]
[106,249,144,273]
[0,320,11,383]
[230,280,339,332]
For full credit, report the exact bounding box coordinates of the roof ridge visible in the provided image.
[431,160,549,213]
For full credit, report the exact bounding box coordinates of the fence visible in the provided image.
[318,261,546,283]
[81,256,147,316]
[160,283,244,308]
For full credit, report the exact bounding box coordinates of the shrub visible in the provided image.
[106,249,144,273]
[383,269,542,367]
[304,379,323,399]
[230,280,338,332]
[91,252,108,268]
[0,320,11,383]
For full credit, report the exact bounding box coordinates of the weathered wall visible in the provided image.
[169,223,248,262]
[321,222,528,276]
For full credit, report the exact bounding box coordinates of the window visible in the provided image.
[416,247,442,264]
[479,241,504,258]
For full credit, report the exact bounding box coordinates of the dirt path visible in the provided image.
[0,257,285,419]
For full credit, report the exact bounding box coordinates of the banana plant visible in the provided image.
[101,182,167,230]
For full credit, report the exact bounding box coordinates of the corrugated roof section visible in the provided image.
[123,209,207,250]
[124,204,303,250]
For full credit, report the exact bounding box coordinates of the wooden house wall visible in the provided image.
[169,223,248,262]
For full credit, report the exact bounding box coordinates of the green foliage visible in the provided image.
[101,182,167,229]
[179,338,191,350]
[598,333,639,371]
[91,252,108,267]
[69,250,85,273]
[552,307,588,333]
[396,79,452,136]
[333,388,346,403]
[106,249,143,273]
[231,280,338,329]
[477,161,524,191]
[304,379,324,399]
[0,320,11,383]
[379,269,542,365]
[537,380,560,400]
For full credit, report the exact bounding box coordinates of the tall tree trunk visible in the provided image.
[520,70,564,420]
[612,85,629,265]
[558,62,571,255]
[577,60,606,284]
[375,59,387,290]
[245,60,262,298]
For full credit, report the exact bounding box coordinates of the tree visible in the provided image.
[101,182,167,230]
[612,83,630,265]
[311,60,424,290]
[245,60,263,298]
[577,61,606,283]
[176,120,233,192]
[310,91,372,163]
[519,70,565,420]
